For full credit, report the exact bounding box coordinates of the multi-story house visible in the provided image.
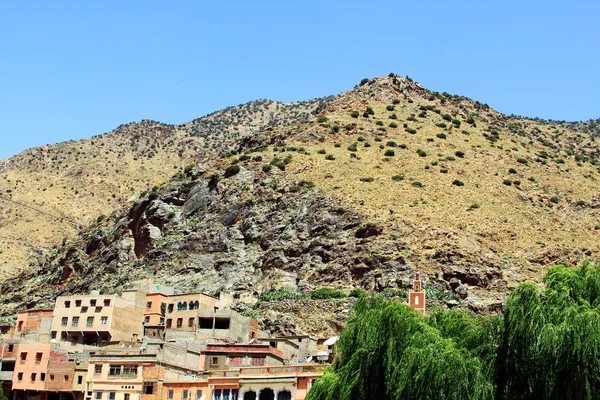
[51,291,145,347]
[12,343,68,400]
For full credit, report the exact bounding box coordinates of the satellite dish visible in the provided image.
[306,356,313,363]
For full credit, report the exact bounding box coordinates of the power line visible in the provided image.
[0,194,81,228]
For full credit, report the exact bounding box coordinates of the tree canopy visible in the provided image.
[307,263,600,400]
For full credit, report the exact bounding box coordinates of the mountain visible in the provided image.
[0,98,327,277]
[1,74,599,336]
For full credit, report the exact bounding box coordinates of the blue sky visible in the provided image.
[1,0,599,159]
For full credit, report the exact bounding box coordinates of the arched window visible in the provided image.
[277,391,291,400]
[194,301,199,310]
[177,302,188,311]
[243,392,256,400]
[259,389,274,400]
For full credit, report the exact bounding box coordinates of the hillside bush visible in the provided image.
[384,149,395,157]
[452,179,465,186]
[310,287,346,300]
[360,177,375,182]
[350,111,360,118]
[392,175,404,181]
[224,165,241,177]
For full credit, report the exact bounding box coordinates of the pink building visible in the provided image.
[12,343,68,400]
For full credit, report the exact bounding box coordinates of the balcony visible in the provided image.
[238,365,327,377]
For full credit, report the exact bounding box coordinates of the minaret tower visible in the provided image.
[408,272,426,314]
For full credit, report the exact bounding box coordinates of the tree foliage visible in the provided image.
[308,263,600,400]
[307,298,496,400]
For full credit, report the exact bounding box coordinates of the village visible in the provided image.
[0,277,426,400]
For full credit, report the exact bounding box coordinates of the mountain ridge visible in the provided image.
[1,75,599,334]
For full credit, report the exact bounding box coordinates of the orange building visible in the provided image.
[408,272,426,314]
[12,343,68,400]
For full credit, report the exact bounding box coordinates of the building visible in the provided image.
[12,343,68,400]
[0,339,18,396]
[86,353,158,400]
[258,336,318,364]
[51,291,145,347]
[196,310,258,343]
[15,310,54,343]
[408,272,426,314]
[202,345,284,371]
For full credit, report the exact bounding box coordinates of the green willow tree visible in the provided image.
[307,298,497,400]
[307,263,600,400]
[495,262,600,399]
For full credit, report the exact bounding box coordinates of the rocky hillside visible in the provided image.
[1,74,599,336]
[0,98,326,276]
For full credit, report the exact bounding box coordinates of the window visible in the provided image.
[100,316,108,325]
[176,318,183,328]
[78,375,83,384]
[144,317,150,324]
[223,390,230,400]
[168,390,174,399]
[17,372,23,381]
[108,392,116,400]
[90,299,97,307]
[231,389,238,400]
[31,373,36,382]
[61,331,67,340]
[51,331,57,339]
[64,301,71,308]
[213,390,221,400]
[196,391,203,399]
[50,375,55,381]
[123,365,137,376]
[17,321,23,331]
[214,318,230,329]
[20,352,27,361]
[177,302,188,311]
[81,306,88,313]
[61,317,68,326]
[87,317,94,326]
[95,307,102,313]
[40,373,46,382]
[7,344,13,352]
[189,301,199,310]
[166,319,172,328]
[146,301,152,309]
[188,317,194,328]
[95,392,102,400]
[35,352,43,362]
[182,390,188,399]
[143,382,155,395]
[210,357,219,367]
[109,365,121,376]
[94,364,102,374]
[159,317,165,325]
[104,299,111,306]
[168,304,174,313]
[75,300,82,307]
[298,338,303,342]
[72,316,79,326]
[64,375,69,381]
